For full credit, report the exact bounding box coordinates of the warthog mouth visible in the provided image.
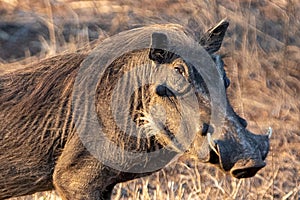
[230,159,266,178]
[207,141,266,178]
[206,128,272,179]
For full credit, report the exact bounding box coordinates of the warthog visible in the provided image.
[0,20,271,199]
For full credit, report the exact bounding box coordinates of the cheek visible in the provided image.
[149,96,181,122]
[167,75,191,95]
[148,100,167,121]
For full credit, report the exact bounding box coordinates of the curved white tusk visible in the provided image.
[207,132,219,156]
[267,127,272,139]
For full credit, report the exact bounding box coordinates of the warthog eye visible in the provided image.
[224,76,230,88]
[174,65,186,76]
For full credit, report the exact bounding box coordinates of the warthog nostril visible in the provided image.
[230,160,266,179]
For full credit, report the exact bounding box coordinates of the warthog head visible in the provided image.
[74,21,271,178]
[187,20,272,178]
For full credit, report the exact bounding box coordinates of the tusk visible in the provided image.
[207,133,219,156]
[266,127,272,139]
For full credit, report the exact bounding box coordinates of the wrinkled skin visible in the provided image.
[0,21,270,200]
[192,20,271,178]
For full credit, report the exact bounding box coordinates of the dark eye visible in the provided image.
[174,65,186,76]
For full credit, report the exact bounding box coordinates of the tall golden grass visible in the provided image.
[1,0,299,199]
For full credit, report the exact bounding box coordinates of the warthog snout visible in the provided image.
[207,114,272,178]
[182,19,272,179]
[230,157,266,179]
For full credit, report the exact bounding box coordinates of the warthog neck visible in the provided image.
[0,53,87,198]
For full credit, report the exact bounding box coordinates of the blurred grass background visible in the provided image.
[0,0,299,199]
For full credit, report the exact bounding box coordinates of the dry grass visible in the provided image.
[1,0,299,199]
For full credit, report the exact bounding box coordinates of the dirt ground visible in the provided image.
[0,0,299,199]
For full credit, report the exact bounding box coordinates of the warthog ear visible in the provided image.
[200,19,229,54]
[149,32,175,64]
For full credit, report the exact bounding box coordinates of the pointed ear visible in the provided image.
[200,19,229,54]
[149,32,174,64]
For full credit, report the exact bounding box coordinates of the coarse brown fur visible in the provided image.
[0,22,270,200]
[0,53,86,198]
[0,25,205,199]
